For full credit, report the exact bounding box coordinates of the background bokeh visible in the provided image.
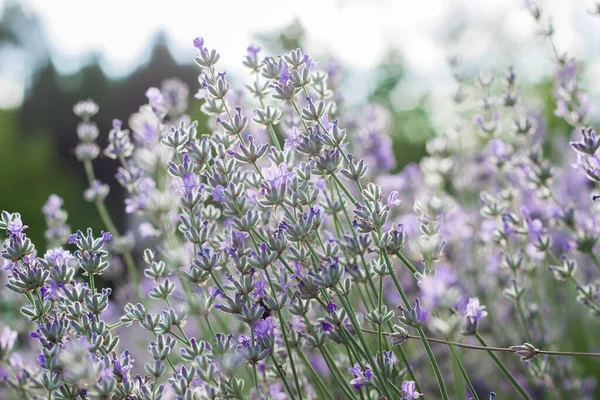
[1,0,599,245]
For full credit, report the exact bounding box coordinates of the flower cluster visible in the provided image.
[2,2,600,399]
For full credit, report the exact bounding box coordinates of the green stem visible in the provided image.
[381,249,449,400]
[515,297,534,345]
[254,71,282,151]
[108,321,124,330]
[151,376,158,400]
[2,360,33,400]
[475,333,533,400]
[210,271,226,293]
[302,316,357,398]
[590,251,600,273]
[295,348,335,400]
[83,160,140,286]
[205,316,215,337]
[330,177,421,392]
[331,174,357,205]
[164,298,191,346]
[377,273,384,370]
[341,338,367,400]
[251,325,259,394]
[89,273,95,294]
[332,286,392,398]
[290,100,310,133]
[417,327,450,400]
[397,251,419,275]
[330,178,382,305]
[265,270,304,400]
[270,353,297,400]
[448,342,480,400]
[320,345,359,400]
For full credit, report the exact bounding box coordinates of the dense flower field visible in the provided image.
[3,2,600,399]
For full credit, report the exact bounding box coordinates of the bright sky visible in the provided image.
[2,0,600,114]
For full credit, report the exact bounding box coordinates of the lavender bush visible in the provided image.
[3,3,600,399]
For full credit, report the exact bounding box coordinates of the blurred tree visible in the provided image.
[368,50,431,171]
[0,109,98,248]
[0,0,49,88]
[9,26,205,242]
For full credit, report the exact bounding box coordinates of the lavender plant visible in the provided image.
[3,2,600,399]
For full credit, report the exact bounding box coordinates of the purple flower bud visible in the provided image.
[193,37,204,49]
[465,297,488,321]
[212,185,225,202]
[401,380,422,399]
[326,300,338,312]
[247,44,261,56]
[181,172,197,190]
[320,320,334,332]
[279,61,290,84]
[7,216,27,235]
[303,53,316,68]
[101,231,113,243]
[210,286,223,298]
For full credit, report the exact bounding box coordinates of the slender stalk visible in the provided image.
[537,349,600,358]
[331,174,357,205]
[341,336,368,400]
[380,249,449,400]
[320,345,359,400]
[330,177,422,391]
[331,178,381,305]
[2,360,33,400]
[302,316,358,398]
[290,100,310,133]
[164,298,191,346]
[265,270,304,400]
[332,286,393,398]
[89,273,95,294]
[250,325,259,394]
[210,271,225,293]
[151,376,159,400]
[82,159,140,286]
[447,343,480,400]
[377,273,385,371]
[270,353,297,400]
[397,251,419,275]
[108,321,124,330]
[515,297,534,345]
[205,316,215,337]
[590,252,600,273]
[167,330,190,347]
[417,328,450,400]
[338,328,386,400]
[254,71,282,151]
[547,250,600,309]
[295,348,336,400]
[475,334,533,400]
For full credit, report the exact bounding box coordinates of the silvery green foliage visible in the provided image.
[2,4,600,399]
